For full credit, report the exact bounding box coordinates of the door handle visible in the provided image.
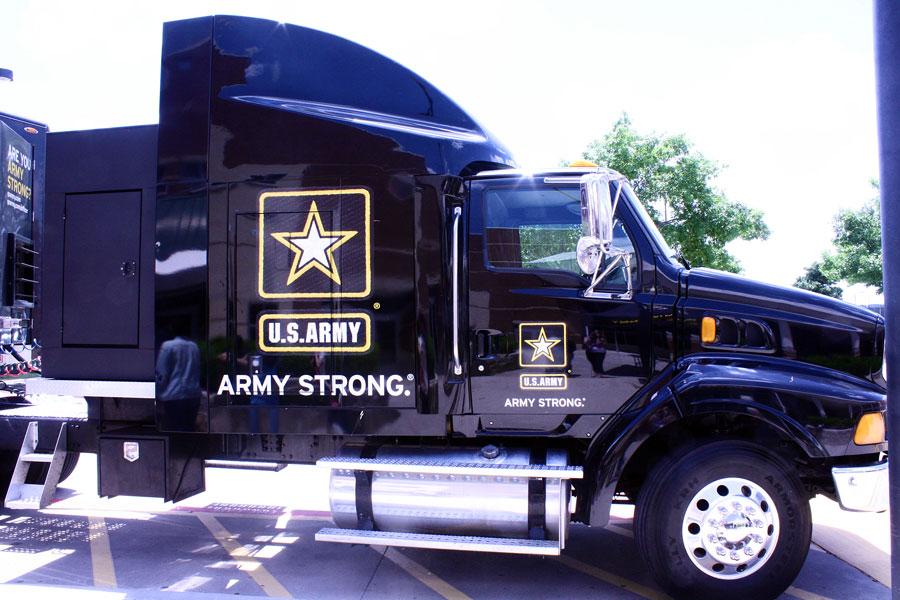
[474,328,503,360]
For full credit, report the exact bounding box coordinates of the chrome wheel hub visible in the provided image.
[681,476,779,579]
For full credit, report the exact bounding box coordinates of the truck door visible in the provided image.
[467,177,655,421]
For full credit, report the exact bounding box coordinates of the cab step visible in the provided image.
[4,421,68,510]
[315,527,561,555]
[317,456,583,479]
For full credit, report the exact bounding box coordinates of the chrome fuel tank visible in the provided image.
[329,446,571,541]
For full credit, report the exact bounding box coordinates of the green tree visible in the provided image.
[796,182,883,295]
[822,186,883,293]
[794,261,843,298]
[581,115,769,272]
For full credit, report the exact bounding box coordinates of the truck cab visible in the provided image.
[0,15,888,600]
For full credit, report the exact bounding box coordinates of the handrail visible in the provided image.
[451,206,463,376]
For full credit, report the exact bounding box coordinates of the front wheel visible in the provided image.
[634,441,812,600]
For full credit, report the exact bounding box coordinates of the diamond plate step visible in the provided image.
[315,527,561,555]
[317,457,582,479]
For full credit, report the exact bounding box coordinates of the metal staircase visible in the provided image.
[4,421,67,509]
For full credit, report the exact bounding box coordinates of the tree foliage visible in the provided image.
[581,115,769,273]
[796,182,883,295]
[794,261,843,298]
[823,190,883,292]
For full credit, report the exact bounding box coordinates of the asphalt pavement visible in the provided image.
[0,455,889,599]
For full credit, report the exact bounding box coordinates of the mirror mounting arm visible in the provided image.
[584,249,633,300]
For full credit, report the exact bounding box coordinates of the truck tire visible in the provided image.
[634,440,811,600]
[0,449,15,494]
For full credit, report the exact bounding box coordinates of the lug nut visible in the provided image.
[754,520,764,528]
[732,501,743,510]
[716,546,726,556]
[744,546,755,556]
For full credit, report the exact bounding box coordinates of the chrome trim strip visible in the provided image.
[318,456,583,479]
[543,176,584,183]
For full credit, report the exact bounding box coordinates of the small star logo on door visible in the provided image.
[258,188,371,298]
[519,322,567,368]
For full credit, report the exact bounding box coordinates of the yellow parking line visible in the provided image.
[372,545,472,600]
[787,586,834,600]
[554,554,671,600]
[198,514,291,598]
[87,516,117,588]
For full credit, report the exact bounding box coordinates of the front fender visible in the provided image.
[580,353,886,526]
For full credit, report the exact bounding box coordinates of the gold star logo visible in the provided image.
[525,327,561,362]
[270,201,357,286]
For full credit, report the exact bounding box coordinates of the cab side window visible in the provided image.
[484,186,583,275]
[483,185,638,290]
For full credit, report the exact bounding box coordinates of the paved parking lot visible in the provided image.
[0,457,889,599]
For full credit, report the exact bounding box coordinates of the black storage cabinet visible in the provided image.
[98,434,204,501]
[42,125,157,380]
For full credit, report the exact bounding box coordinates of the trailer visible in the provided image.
[0,15,888,600]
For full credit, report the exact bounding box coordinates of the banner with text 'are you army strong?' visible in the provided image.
[1,122,34,232]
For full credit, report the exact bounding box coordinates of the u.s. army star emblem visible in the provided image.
[270,201,357,286]
[518,322,567,368]
[524,327,561,362]
[258,188,372,299]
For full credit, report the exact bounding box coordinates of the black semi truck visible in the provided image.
[0,15,888,600]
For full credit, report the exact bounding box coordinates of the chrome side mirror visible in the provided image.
[577,172,632,298]
[579,173,614,254]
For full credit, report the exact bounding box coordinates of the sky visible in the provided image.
[0,0,883,303]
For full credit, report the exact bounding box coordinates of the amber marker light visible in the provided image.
[854,412,886,445]
[568,160,598,167]
[701,317,717,344]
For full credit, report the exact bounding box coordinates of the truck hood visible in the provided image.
[685,267,882,327]
[683,268,884,382]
